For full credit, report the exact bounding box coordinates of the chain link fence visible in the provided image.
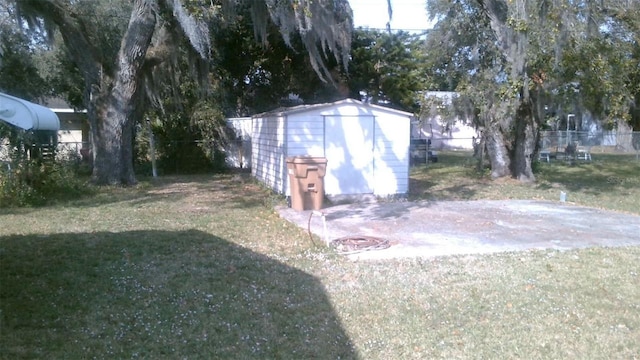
[539,130,640,159]
[540,130,640,152]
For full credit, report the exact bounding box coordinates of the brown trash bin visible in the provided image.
[286,156,327,211]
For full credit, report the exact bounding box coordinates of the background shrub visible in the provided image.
[0,160,93,207]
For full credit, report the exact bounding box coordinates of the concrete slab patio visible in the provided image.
[276,200,640,260]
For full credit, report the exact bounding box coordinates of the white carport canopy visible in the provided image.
[0,92,60,131]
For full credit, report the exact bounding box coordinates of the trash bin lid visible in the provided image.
[286,156,327,164]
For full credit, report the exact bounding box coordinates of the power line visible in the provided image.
[356,26,432,32]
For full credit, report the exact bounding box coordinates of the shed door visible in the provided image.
[324,115,374,195]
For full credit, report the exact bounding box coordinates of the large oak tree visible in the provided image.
[425,0,640,181]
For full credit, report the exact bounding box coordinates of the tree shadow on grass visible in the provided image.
[408,171,480,201]
[0,230,357,359]
[536,157,640,194]
[436,184,479,200]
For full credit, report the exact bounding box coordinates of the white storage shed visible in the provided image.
[251,98,413,200]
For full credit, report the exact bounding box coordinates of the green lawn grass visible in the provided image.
[411,151,640,214]
[1,158,639,359]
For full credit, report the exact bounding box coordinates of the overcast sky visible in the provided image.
[348,0,433,32]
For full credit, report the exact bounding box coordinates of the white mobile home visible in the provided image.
[415,91,479,150]
[251,98,413,200]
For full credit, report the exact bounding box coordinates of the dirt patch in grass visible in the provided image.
[142,173,268,211]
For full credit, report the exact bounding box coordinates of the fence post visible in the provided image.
[146,118,157,178]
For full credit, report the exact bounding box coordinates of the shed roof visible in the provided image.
[252,98,415,118]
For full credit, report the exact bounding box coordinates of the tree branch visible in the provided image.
[16,0,101,81]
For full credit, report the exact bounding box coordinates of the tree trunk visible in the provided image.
[484,122,511,178]
[478,0,538,182]
[511,98,537,182]
[90,0,156,185]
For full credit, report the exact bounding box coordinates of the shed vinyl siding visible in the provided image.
[373,113,410,195]
[286,115,325,157]
[252,115,286,194]
[324,115,375,195]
